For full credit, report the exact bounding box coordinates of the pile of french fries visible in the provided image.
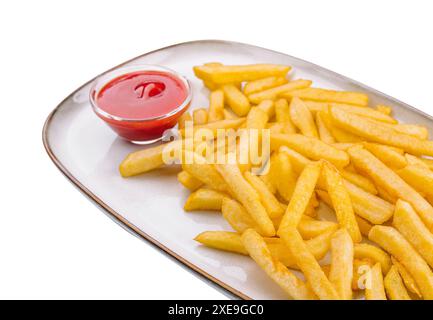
[119,62,433,300]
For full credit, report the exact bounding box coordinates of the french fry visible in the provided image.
[405,153,430,168]
[289,97,318,137]
[248,79,312,104]
[362,142,407,169]
[376,185,398,204]
[348,145,433,231]
[339,169,378,195]
[177,170,203,191]
[241,229,316,300]
[208,90,225,122]
[298,219,338,240]
[330,107,433,156]
[266,122,296,135]
[182,152,228,192]
[271,134,350,167]
[195,231,248,255]
[243,76,288,95]
[184,188,226,211]
[277,162,322,233]
[374,122,429,140]
[393,200,433,268]
[246,106,269,129]
[391,256,422,298]
[223,108,239,120]
[278,146,312,174]
[369,226,433,299]
[221,198,258,233]
[316,111,335,144]
[323,162,362,243]
[384,265,411,300]
[354,243,391,274]
[222,84,251,116]
[216,164,275,236]
[282,88,368,107]
[365,263,387,300]
[244,171,284,219]
[194,64,291,84]
[193,108,209,125]
[329,229,354,300]
[178,111,192,129]
[355,215,373,237]
[272,151,297,202]
[397,164,433,197]
[281,228,339,300]
[257,100,275,119]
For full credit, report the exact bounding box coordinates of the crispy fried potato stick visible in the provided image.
[273,152,297,202]
[397,164,433,197]
[194,64,291,84]
[216,164,275,236]
[275,99,296,132]
[222,84,251,116]
[316,111,335,144]
[384,265,411,300]
[331,107,433,156]
[281,228,339,300]
[193,108,209,125]
[393,200,433,269]
[355,215,373,237]
[177,170,203,191]
[369,226,433,299]
[271,134,350,167]
[243,76,288,96]
[282,88,368,106]
[348,145,433,231]
[246,106,269,129]
[241,229,316,300]
[248,79,312,104]
[277,162,322,233]
[362,142,407,169]
[391,256,422,298]
[323,162,362,243]
[221,198,258,234]
[184,188,226,211]
[257,100,275,119]
[340,169,378,195]
[208,90,225,122]
[289,97,318,138]
[195,231,249,255]
[354,243,391,274]
[329,229,354,300]
[365,263,387,300]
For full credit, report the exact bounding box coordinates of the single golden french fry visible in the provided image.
[178,111,192,129]
[331,107,433,156]
[281,228,340,300]
[354,243,391,274]
[248,79,312,104]
[194,64,291,84]
[373,122,429,140]
[257,100,275,119]
[384,265,411,300]
[271,134,350,167]
[355,215,373,237]
[282,88,368,106]
[393,200,433,269]
[195,231,248,255]
[405,154,430,168]
[241,229,316,300]
[221,198,258,234]
[177,170,203,191]
[376,185,398,204]
[216,164,275,236]
[273,151,297,202]
[376,105,392,115]
[397,164,433,197]
[193,108,209,125]
[298,219,338,240]
[222,84,251,116]
[246,106,269,129]
[274,98,296,134]
[208,90,225,122]
[277,162,322,234]
[362,142,407,169]
[391,256,422,298]
[316,111,335,144]
[365,263,387,300]
[329,229,354,300]
[244,171,284,219]
[323,162,362,243]
[340,169,378,195]
[184,188,226,211]
[348,145,433,231]
[243,76,288,95]
[289,97,318,137]
[223,108,239,120]
[369,226,433,299]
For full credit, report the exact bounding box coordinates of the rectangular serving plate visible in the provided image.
[43,40,433,300]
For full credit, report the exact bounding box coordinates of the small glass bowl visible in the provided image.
[89,64,192,144]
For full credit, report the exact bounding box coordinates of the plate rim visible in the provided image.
[42,39,433,300]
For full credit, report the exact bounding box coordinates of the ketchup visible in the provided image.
[92,68,191,143]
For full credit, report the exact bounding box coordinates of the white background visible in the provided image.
[1,0,432,299]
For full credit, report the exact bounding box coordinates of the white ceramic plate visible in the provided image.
[43,40,433,300]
